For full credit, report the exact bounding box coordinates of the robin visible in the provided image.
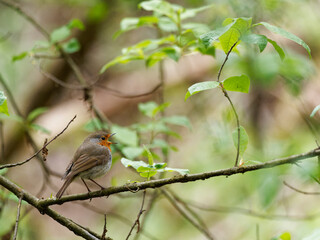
[56,131,115,199]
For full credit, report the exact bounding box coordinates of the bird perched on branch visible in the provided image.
[56,131,115,199]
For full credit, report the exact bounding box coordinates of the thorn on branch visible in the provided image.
[42,138,48,161]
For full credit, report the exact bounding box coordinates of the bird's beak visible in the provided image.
[110,133,116,137]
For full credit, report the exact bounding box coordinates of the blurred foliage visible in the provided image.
[0,0,319,239]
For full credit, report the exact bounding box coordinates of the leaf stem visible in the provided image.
[216,41,241,166]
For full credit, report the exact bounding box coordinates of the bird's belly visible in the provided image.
[79,160,111,179]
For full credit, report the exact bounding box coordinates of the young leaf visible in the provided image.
[100,54,144,73]
[310,105,320,118]
[122,147,144,159]
[27,107,48,122]
[0,91,9,116]
[152,102,170,117]
[29,123,51,134]
[12,51,29,62]
[219,17,252,54]
[84,118,109,132]
[232,126,249,157]
[146,52,167,67]
[159,167,189,175]
[267,38,285,60]
[121,158,149,169]
[222,75,250,93]
[241,33,268,52]
[200,25,234,48]
[138,101,158,118]
[62,38,81,54]
[181,4,214,20]
[67,18,85,30]
[50,26,71,43]
[162,116,192,130]
[143,145,154,165]
[255,22,311,57]
[111,125,138,147]
[185,81,219,100]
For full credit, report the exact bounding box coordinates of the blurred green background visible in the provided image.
[0,0,320,239]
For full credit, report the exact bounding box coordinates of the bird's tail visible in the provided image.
[56,176,74,199]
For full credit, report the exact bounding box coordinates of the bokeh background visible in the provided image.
[0,0,320,239]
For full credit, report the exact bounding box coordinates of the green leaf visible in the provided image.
[139,170,157,178]
[121,158,149,169]
[138,101,158,118]
[200,25,234,48]
[241,33,268,52]
[222,75,250,93]
[100,53,144,73]
[50,26,71,43]
[162,116,192,130]
[29,123,51,134]
[12,51,28,62]
[115,16,158,38]
[185,81,219,100]
[122,147,144,159]
[158,17,178,32]
[67,18,85,30]
[146,51,167,67]
[267,38,285,60]
[279,232,291,240]
[154,163,167,169]
[232,126,249,157]
[143,145,154,165]
[219,17,252,54]
[139,0,180,22]
[310,105,320,118]
[111,125,138,147]
[0,114,23,123]
[259,173,280,207]
[159,167,189,175]
[62,38,80,54]
[255,22,311,57]
[27,107,48,122]
[0,91,9,116]
[84,118,108,132]
[152,102,170,117]
[181,4,214,20]
[162,46,181,62]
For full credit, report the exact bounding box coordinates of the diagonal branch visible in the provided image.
[0,174,108,240]
[39,147,320,206]
[13,194,23,240]
[0,115,76,170]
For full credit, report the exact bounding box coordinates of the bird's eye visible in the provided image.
[101,137,106,140]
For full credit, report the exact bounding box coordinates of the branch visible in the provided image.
[0,115,76,170]
[283,181,320,195]
[126,190,147,240]
[13,194,23,240]
[38,147,320,206]
[161,189,215,240]
[0,174,107,240]
[187,201,320,221]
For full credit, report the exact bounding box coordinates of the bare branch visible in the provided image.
[161,189,215,240]
[283,181,320,195]
[102,215,107,240]
[13,194,23,240]
[0,115,76,170]
[126,190,147,240]
[38,147,320,206]
[187,201,320,221]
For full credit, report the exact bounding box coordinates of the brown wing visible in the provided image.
[69,154,107,176]
[62,142,109,179]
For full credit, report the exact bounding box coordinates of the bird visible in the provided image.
[56,131,115,199]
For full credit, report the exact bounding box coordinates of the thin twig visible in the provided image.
[0,115,76,169]
[216,41,241,167]
[161,189,215,240]
[126,190,147,240]
[101,215,107,240]
[187,201,320,221]
[13,194,23,240]
[283,181,320,195]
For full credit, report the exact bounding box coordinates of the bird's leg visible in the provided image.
[81,178,93,202]
[89,178,105,190]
